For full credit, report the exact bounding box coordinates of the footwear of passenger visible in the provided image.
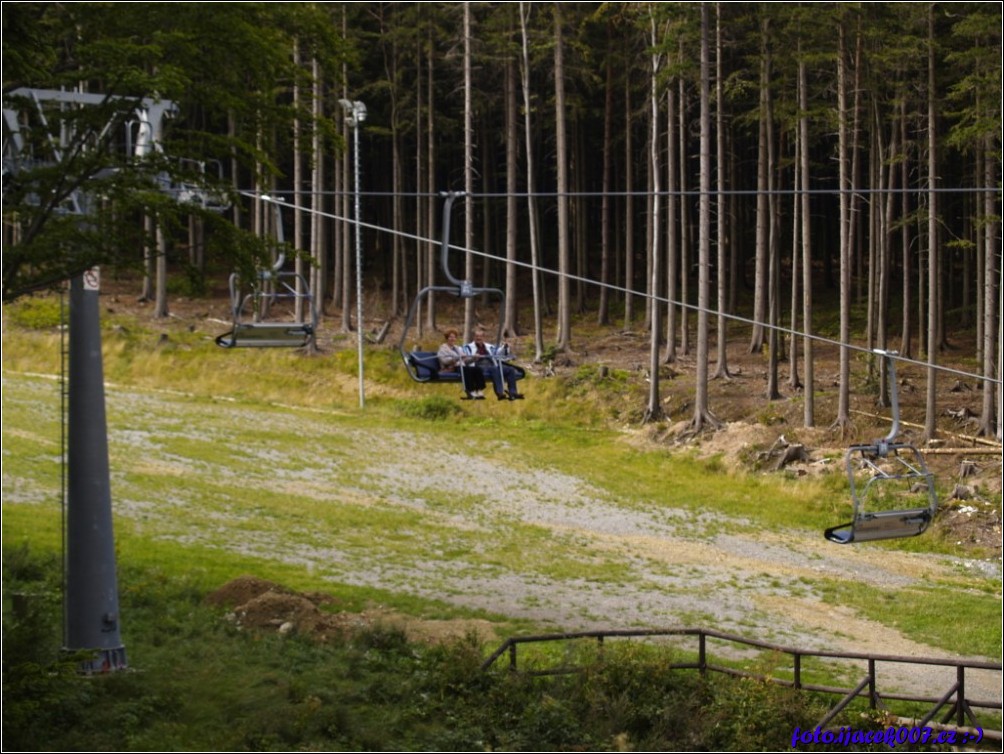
[508,392,525,400]
[496,393,507,400]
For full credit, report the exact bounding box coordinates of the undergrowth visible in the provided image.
[3,300,1001,750]
[11,545,990,752]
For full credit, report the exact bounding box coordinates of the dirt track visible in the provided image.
[4,372,1001,709]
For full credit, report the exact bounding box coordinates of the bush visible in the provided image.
[398,395,463,421]
[5,295,64,329]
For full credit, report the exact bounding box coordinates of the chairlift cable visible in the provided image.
[237,190,1001,389]
[240,186,996,199]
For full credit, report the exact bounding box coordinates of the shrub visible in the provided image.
[5,295,64,329]
[398,395,462,421]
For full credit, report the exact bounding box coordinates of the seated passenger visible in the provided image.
[466,327,524,401]
[437,329,486,399]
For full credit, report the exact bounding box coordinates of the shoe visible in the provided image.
[508,393,525,400]
[474,394,485,400]
[462,392,474,400]
[496,393,507,400]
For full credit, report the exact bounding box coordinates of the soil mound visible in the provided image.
[205,574,293,607]
[207,576,497,645]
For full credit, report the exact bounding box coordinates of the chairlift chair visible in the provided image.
[825,350,938,544]
[398,191,525,389]
[215,199,316,349]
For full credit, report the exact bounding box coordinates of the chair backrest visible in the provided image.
[406,352,442,381]
[853,509,931,543]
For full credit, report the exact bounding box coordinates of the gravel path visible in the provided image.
[4,375,1000,709]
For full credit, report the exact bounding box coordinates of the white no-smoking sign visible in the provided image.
[83,267,100,291]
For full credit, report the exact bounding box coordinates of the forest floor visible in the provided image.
[91,284,1003,704]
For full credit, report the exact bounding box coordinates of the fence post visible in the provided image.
[794,653,802,690]
[509,642,517,672]
[868,659,877,709]
[957,666,966,726]
[699,632,706,674]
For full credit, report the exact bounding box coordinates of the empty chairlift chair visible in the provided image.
[215,199,316,350]
[825,350,938,544]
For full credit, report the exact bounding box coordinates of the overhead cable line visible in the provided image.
[241,186,998,199]
[238,191,1002,389]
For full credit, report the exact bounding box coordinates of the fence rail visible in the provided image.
[481,627,1002,739]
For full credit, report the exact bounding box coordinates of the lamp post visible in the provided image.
[339,99,367,409]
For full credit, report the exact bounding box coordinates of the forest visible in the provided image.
[2,2,1001,437]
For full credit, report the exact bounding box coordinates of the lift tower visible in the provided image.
[4,88,179,671]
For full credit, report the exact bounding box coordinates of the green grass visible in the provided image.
[2,305,1001,749]
[816,580,1003,660]
[5,546,855,752]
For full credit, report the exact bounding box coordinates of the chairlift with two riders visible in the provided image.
[398,191,525,394]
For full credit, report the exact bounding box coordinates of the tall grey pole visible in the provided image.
[353,114,364,409]
[65,269,126,672]
[340,99,367,409]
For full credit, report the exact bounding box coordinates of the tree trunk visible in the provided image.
[644,9,663,423]
[899,99,912,358]
[765,48,780,401]
[310,57,325,315]
[878,105,898,407]
[293,41,305,324]
[980,134,1000,436]
[849,24,863,308]
[624,77,635,330]
[799,54,814,428]
[713,2,731,379]
[924,6,938,442]
[598,37,613,327]
[425,29,437,332]
[834,20,852,433]
[678,65,690,356]
[504,47,519,338]
[691,3,720,433]
[643,132,654,334]
[664,80,678,365]
[865,120,878,378]
[154,215,168,318]
[340,59,352,333]
[788,102,801,391]
[554,2,571,351]
[463,2,475,340]
[749,17,769,354]
[414,38,425,339]
[140,214,154,302]
[228,109,241,232]
[390,46,404,319]
[518,1,544,361]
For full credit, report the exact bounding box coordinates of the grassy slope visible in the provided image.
[2,299,1001,750]
[3,298,999,653]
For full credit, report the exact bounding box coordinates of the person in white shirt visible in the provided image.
[466,328,524,401]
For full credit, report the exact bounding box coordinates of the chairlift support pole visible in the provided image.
[65,270,126,672]
[4,87,212,671]
[340,99,367,409]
